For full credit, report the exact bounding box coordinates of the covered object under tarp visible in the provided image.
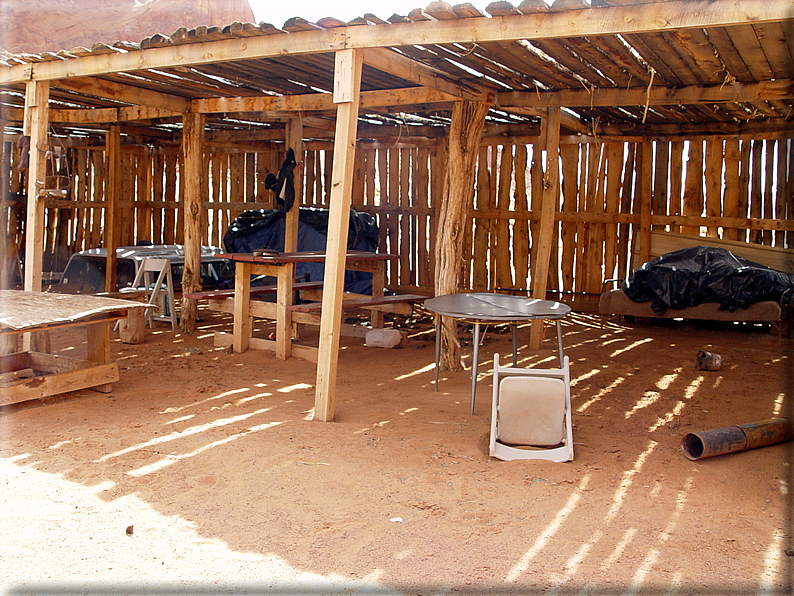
[622,246,794,315]
[222,208,380,295]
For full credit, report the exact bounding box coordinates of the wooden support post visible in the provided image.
[180,112,205,333]
[637,140,653,266]
[529,108,561,350]
[434,100,491,371]
[22,81,49,353]
[314,48,363,422]
[23,80,49,293]
[104,125,121,293]
[284,119,303,253]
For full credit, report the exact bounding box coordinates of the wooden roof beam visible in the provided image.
[497,79,794,108]
[362,48,492,101]
[193,86,463,114]
[55,77,191,112]
[3,0,788,85]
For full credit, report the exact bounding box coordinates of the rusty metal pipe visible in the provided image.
[681,417,794,461]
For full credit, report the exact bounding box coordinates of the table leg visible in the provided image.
[233,262,252,353]
[275,263,295,360]
[433,315,441,391]
[370,262,385,329]
[86,320,113,392]
[511,323,518,367]
[471,321,481,415]
[556,320,565,367]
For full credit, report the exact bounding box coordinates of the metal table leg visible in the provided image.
[511,323,518,367]
[433,315,441,391]
[556,319,565,367]
[471,321,481,415]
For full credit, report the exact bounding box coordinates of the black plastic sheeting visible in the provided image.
[622,246,794,315]
[223,207,380,295]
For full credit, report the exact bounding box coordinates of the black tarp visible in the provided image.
[622,246,794,315]
[222,207,380,295]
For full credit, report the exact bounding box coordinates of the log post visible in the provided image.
[434,100,491,371]
[180,112,205,333]
[314,48,363,422]
[529,108,561,350]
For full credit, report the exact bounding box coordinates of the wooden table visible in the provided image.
[424,293,571,414]
[0,290,147,406]
[217,251,398,362]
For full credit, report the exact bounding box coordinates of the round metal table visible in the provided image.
[424,293,571,414]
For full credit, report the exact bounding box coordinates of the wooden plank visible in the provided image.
[315,48,363,422]
[750,139,763,244]
[496,145,513,288]
[668,140,684,234]
[637,140,653,267]
[704,138,723,238]
[682,139,703,235]
[513,145,530,291]
[559,143,577,292]
[775,137,788,247]
[472,146,490,291]
[722,139,740,241]
[603,142,622,281]
[737,139,751,242]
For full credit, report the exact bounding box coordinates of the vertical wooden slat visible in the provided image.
[163,152,177,244]
[775,139,788,247]
[750,139,763,244]
[603,142,622,282]
[737,139,751,243]
[704,138,723,238]
[472,146,490,291]
[513,145,530,291]
[496,145,513,288]
[652,140,669,230]
[90,150,104,249]
[763,139,775,245]
[682,139,703,235]
[399,147,411,287]
[669,140,684,234]
[722,139,740,241]
[416,146,430,288]
[529,145,543,293]
[559,143,578,293]
[617,143,636,279]
[637,140,653,266]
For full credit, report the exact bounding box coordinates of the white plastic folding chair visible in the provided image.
[122,258,177,330]
[490,353,574,462]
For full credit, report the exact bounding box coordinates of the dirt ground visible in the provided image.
[1,306,792,595]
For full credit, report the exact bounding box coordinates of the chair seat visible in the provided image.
[497,376,566,446]
[490,353,574,462]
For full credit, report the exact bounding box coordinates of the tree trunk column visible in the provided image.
[434,100,491,371]
[180,112,205,333]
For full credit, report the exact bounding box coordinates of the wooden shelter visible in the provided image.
[0,0,792,420]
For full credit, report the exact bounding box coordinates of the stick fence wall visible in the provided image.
[2,133,792,302]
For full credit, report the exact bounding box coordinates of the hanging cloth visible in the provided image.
[264,147,297,213]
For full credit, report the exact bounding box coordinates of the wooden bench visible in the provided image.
[288,293,425,314]
[183,280,324,301]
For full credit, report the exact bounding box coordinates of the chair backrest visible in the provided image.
[490,353,573,462]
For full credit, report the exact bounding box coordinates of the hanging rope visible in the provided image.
[641,67,655,124]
